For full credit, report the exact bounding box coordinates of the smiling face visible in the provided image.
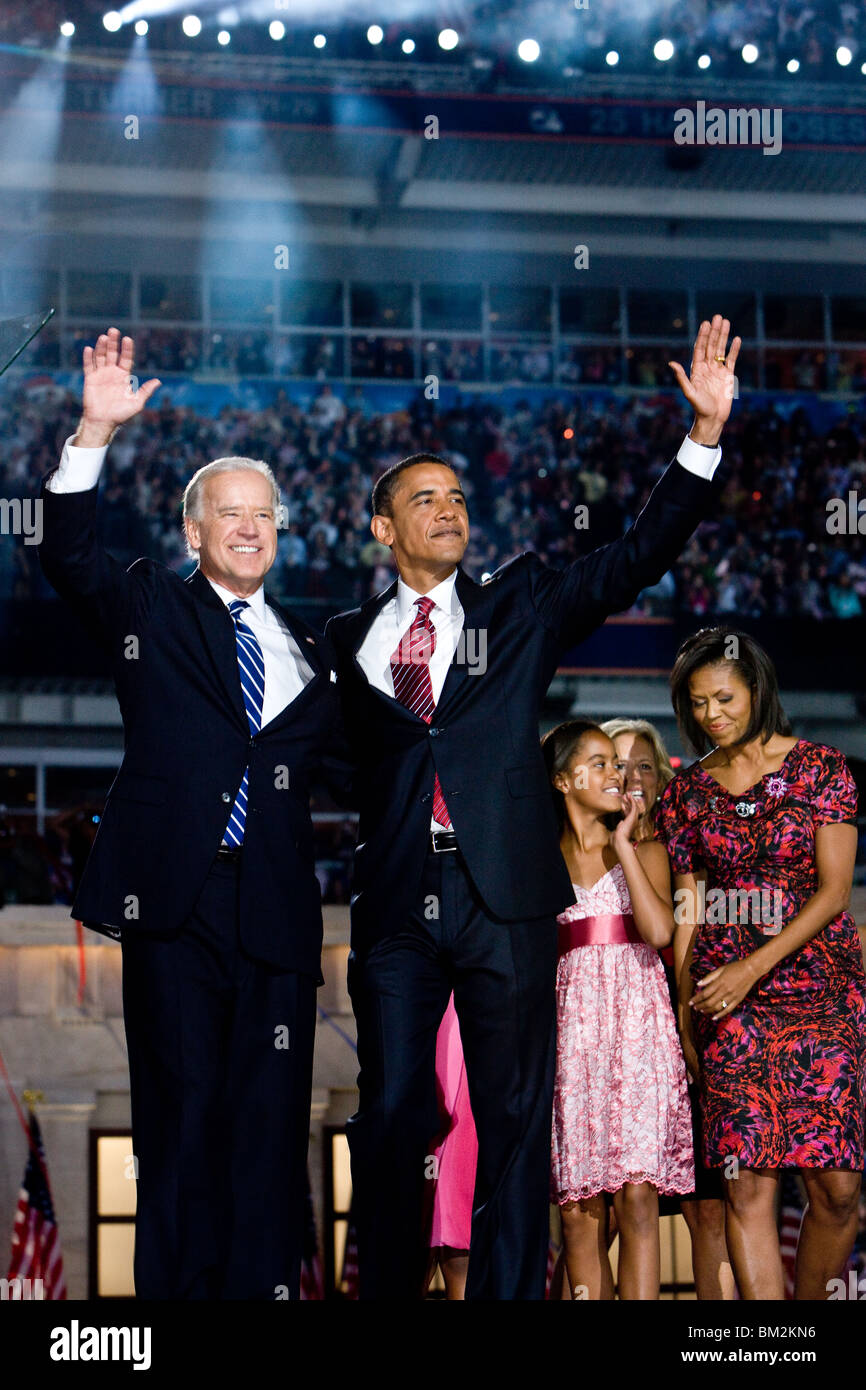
[554,732,624,816]
[371,462,468,580]
[612,733,659,816]
[688,661,754,748]
[184,469,278,598]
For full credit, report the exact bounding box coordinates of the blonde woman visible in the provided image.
[601,718,735,1301]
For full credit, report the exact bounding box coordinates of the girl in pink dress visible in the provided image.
[544,719,694,1299]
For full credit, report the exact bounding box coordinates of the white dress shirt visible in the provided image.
[358,569,463,833]
[356,432,720,832]
[47,434,314,726]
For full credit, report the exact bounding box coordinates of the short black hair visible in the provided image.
[670,626,792,757]
[371,452,459,518]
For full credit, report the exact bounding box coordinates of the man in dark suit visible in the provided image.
[327,317,742,1299]
[39,328,348,1300]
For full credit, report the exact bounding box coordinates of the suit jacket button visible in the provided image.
[429,727,440,737]
[221,792,232,803]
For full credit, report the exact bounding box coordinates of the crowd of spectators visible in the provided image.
[2,375,866,622]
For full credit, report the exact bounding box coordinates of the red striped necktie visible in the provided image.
[389,595,452,829]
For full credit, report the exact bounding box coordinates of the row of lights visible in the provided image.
[647,37,863,72]
[69,15,461,54]
[60,21,866,73]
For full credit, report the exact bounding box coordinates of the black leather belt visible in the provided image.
[431,831,458,853]
[216,845,242,861]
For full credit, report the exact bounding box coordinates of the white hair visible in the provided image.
[182,456,283,558]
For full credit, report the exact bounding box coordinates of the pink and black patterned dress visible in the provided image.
[655,739,866,1170]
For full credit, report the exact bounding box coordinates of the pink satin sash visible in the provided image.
[558,911,642,955]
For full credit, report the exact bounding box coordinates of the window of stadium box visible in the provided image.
[827,350,866,392]
[625,344,690,388]
[206,330,272,374]
[488,286,552,333]
[490,341,553,383]
[558,287,622,335]
[133,327,203,373]
[66,272,131,318]
[209,276,275,324]
[275,334,344,377]
[350,283,412,329]
[350,335,414,378]
[558,345,623,385]
[626,290,688,337]
[279,279,343,328]
[422,339,482,381]
[763,348,828,391]
[831,297,866,344]
[695,291,757,340]
[139,274,202,321]
[420,284,482,332]
[763,294,825,341]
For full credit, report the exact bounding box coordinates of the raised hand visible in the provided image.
[613,790,640,845]
[668,315,741,446]
[77,328,161,445]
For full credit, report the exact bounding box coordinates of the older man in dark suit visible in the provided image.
[39,328,348,1300]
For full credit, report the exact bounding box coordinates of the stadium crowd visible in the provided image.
[1,376,865,621]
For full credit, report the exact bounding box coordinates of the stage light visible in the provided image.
[102,11,122,31]
[135,20,148,36]
[438,28,459,51]
[862,62,866,74]
[518,39,540,63]
[697,53,711,69]
[313,33,326,49]
[59,21,75,37]
[563,428,574,440]
[182,15,202,38]
[742,43,758,63]
[367,25,384,45]
[402,38,415,54]
[653,38,674,62]
[217,29,230,45]
[605,50,619,66]
[787,58,800,72]
[269,20,285,40]
[837,45,853,67]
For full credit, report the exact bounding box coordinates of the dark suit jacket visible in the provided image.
[326,456,722,951]
[39,477,349,979]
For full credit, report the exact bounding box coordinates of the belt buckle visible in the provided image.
[431,831,457,854]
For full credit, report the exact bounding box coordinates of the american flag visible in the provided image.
[6,1111,66,1300]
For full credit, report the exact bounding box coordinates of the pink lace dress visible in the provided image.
[550,862,694,1204]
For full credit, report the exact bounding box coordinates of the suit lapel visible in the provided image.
[258,591,326,734]
[435,565,497,716]
[187,568,327,736]
[187,567,249,733]
[347,566,496,721]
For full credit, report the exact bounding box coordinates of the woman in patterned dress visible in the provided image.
[655,627,866,1300]
[545,720,694,1299]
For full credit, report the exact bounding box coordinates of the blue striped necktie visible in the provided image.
[223,598,266,847]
